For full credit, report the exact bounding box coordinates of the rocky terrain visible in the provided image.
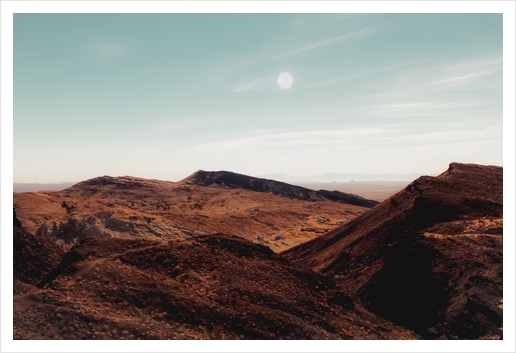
[13,209,64,295]
[14,172,376,253]
[13,163,503,340]
[284,163,503,339]
[13,215,416,340]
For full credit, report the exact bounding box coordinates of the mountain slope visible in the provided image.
[14,234,417,340]
[283,163,503,339]
[13,209,64,294]
[185,170,379,208]
[14,173,371,252]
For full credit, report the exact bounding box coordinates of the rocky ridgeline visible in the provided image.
[186,170,379,208]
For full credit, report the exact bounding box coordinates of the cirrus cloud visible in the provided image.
[94,44,124,57]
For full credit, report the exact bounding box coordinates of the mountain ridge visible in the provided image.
[184,170,379,208]
[13,169,441,192]
[14,171,373,253]
[283,162,503,339]
[13,162,503,340]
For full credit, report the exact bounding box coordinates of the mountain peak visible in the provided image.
[183,170,379,207]
[62,175,173,196]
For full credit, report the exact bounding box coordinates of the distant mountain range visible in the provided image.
[260,172,435,182]
[13,182,75,192]
[14,171,433,192]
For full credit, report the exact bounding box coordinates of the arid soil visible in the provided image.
[13,209,64,295]
[284,163,503,339]
[14,172,374,253]
[13,224,416,339]
[13,163,503,340]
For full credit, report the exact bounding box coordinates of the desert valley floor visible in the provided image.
[13,163,503,340]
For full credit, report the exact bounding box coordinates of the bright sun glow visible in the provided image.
[277,72,294,89]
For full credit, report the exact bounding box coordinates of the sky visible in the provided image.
[13,13,503,183]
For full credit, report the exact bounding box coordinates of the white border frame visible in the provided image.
[1,2,514,352]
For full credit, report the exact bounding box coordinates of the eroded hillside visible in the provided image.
[14,232,416,339]
[13,164,503,340]
[284,163,503,339]
[14,173,375,252]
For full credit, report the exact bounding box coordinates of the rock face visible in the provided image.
[13,209,64,293]
[185,170,379,208]
[283,163,503,339]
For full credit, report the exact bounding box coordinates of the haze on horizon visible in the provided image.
[14,14,502,183]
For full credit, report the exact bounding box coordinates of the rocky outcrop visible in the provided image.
[13,209,64,289]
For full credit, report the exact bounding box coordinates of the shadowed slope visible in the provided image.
[185,170,379,208]
[14,235,417,340]
[283,163,503,339]
[13,209,64,294]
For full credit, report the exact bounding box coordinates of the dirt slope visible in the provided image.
[284,163,503,339]
[13,209,64,295]
[14,174,371,252]
[13,235,417,340]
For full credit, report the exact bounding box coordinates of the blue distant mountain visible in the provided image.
[13,171,436,193]
[13,182,75,192]
[259,172,435,183]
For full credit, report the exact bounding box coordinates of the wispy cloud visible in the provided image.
[438,56,502,72]
[305,58,440,90]
[195,128,398,151]
[429,71,498,86]
[368,101,499,118]
[233,25,380,69]
[419,55,502,89]
[95,44,124,57]
[231,77,273,92]
[195,125,501,153]
[306,72,367,89]
[150,124,182,134]
[404,128,500,142]
[379,102,432,108]
[341,54,504,106]
[276,27,375,59]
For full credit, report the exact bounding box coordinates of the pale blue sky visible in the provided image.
[14,14,503,183]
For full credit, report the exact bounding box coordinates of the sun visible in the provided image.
[277,72,294,89]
